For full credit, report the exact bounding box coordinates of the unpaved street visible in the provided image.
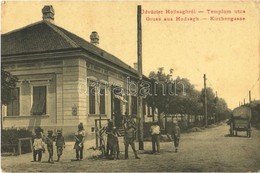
[1,124,260,172]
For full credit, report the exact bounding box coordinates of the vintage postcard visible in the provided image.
[1,1,260,172]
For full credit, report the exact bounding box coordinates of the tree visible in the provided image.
[147,67,231,127]
[148,67,172,122]
[215,98,228,122]
[1,66,18,130]
[147,68,203,124]
[200,87,217,124]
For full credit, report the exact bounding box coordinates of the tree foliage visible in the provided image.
[1,66,18,105]
[147,67,230,124]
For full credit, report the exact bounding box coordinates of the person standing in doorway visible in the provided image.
[123,114,140,159]
[150,121,160,154]
[74,123,85,160]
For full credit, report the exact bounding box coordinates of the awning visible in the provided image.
[114,94,128,103]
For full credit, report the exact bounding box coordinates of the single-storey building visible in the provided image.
[1,5,156,138]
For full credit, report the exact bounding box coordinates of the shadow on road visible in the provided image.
[139,149,176,155]
[224,134,249,138]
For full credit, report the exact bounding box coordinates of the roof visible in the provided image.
[1,20,138,75]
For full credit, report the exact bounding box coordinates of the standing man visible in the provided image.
[105,119,114,158]
[150,121,160,154]
[123,115,140,159]
[74,123,85,160]
[172,120,181,152]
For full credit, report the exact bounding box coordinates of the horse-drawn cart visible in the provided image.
[228,106,252,137]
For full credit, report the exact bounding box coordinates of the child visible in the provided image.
[172,121,181,152]
[33,130,45,162]
[45,130,54,163]
[56,129,65,162]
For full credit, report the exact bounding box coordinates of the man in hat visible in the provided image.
[105,119,114,158]
[150,121,161,154]
[45,130,54,163]
[171,120,181,152]
[74,123,85,160]
[123,115,140,159]
[108,126,120,160]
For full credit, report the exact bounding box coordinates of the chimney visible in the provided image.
[42,5,55,23]
[133,63,138,70]
[90,31,99,46]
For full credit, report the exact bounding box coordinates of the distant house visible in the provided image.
[1,5,154,137]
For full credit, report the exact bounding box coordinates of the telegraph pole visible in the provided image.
[204,74,208,127]
[137,5,144,150]
[249,90,252,103]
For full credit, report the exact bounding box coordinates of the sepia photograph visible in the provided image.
[1,1,260,172]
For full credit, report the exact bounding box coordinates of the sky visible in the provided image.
[1,1,260,109]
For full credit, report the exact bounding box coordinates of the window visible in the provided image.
[89,86,95,114]
[99,88,105,114]
[125,96,129,115]
[32,86,46,115]
[131,96,137,115]
[148,106,151,116]
[7,88,20,116]
[143,99,146,115]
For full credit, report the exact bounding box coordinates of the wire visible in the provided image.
[242,77,260,101]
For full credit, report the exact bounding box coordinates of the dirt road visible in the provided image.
[1,124,260,172]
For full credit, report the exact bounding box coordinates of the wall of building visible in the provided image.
[2,57,89,137]
[2,54,151,140]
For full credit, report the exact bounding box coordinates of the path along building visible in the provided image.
[1,5,156,138]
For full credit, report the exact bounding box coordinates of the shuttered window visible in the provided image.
[32,86,46,115]
[89,86,95,114]
[7,88,20,116]
[131,96,137,115]
[99,88,105,114]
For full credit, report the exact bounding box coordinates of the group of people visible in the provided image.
[32,127,65,163]
[99,114,140,160]
[101,115,181,160]
[150,120,181,154]
[32,124,84,163]
[32,117,181,162]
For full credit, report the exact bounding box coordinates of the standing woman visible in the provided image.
[74,122,85,160]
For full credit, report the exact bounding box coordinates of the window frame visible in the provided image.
[99,87,106,115]
[31,85,48,116]
[7,87,20,116]
[89,85,96,115]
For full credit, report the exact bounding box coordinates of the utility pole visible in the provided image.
[204,74,208,127]
[137,5,144,150]
[249,90,252,103]
[215,91,218,123]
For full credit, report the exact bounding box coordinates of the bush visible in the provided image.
[1,128,33,154]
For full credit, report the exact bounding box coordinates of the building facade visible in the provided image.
[1,5,154,138]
